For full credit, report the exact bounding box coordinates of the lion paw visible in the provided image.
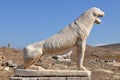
[28,65,45,70]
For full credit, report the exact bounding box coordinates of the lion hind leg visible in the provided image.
[23,48,44,70]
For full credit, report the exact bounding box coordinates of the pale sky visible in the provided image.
[0,0,120,48]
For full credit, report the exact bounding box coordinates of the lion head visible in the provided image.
[91,7,105,24]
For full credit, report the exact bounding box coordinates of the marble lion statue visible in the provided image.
[22,7,105,71]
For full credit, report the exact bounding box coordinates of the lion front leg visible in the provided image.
[76,40,87,71]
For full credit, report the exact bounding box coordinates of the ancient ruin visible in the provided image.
[11,7,105,80]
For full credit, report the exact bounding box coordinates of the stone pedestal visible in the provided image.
[10,69,91,80]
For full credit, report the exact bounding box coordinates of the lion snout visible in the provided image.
[98,11,105,17]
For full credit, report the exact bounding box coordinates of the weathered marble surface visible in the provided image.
[14,69,91,77]
[22,7,105,71]
[10,69,91,80]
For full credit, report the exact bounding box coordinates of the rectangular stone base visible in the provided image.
[10,69,91,80]
[10,77,90,80]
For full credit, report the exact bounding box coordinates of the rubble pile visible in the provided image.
[0,48,18,71]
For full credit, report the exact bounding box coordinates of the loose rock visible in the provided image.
[3,67,9,71]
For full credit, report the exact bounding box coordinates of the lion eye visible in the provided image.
[93,11,98,17]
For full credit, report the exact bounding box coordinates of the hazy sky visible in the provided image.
[0,0,120,48]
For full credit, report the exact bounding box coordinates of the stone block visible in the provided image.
[10,69,91,80]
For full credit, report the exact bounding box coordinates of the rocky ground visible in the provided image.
[0,43,120,80]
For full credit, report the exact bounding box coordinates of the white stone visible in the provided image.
[21,7,105,71]
[95,69,113,74]
[3,67,9,71]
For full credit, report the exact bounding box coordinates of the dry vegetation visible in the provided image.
[0,43,120,80]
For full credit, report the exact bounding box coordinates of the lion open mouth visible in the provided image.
[95,12,105,24]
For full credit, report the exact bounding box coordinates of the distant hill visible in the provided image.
[97,43,120,50]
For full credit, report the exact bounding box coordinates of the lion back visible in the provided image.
[43,27,78,52]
